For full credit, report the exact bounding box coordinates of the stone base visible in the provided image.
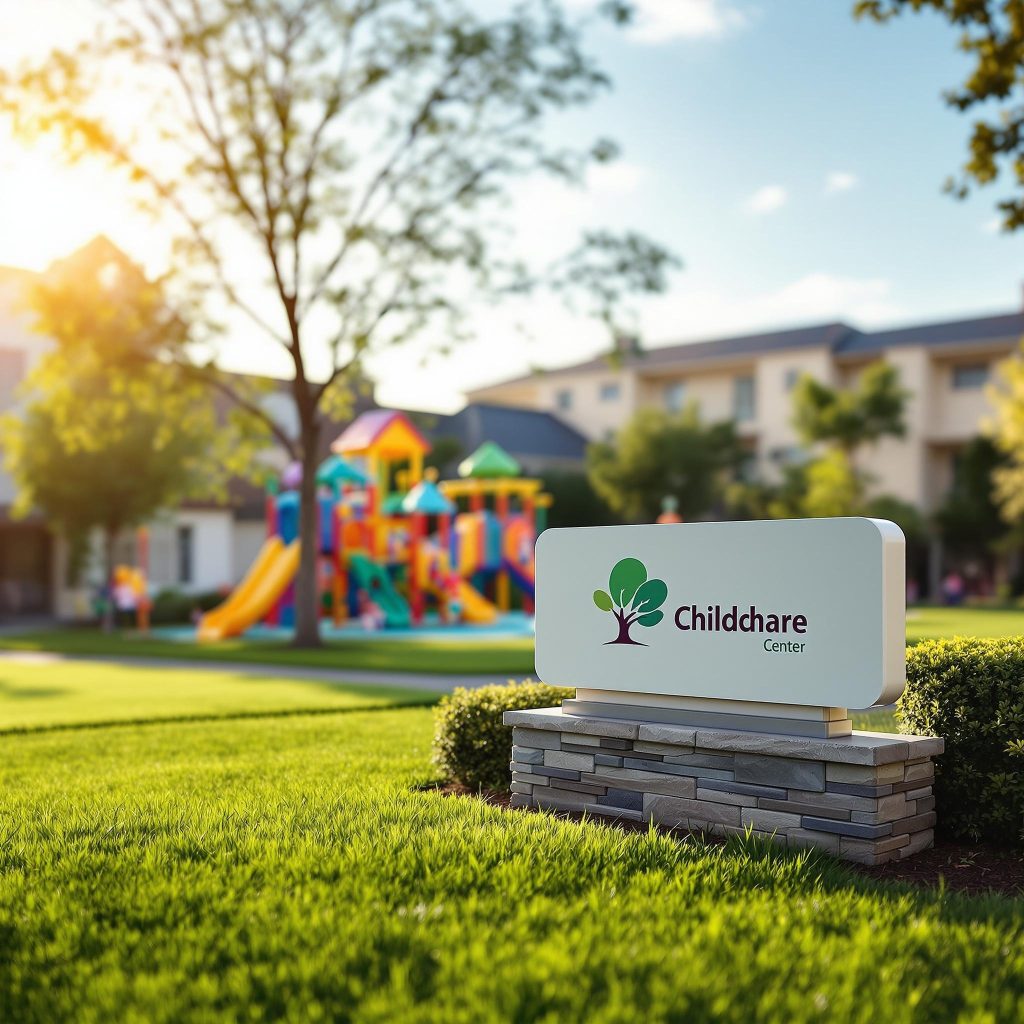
[503,706,943,865]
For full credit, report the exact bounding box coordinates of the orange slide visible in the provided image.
[198,538,301,641]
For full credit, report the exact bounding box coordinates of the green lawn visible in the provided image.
[905,604,1024,642]
[0,659,438,733]
[1,695,1021,1022]
[0,628,536,675]
[1,605,1022,679]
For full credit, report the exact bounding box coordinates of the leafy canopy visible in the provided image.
[587,406,744,523]
[857,0,1024,231]
[791,362,908,452]
[593,557,668,628]
[0,240,264,561]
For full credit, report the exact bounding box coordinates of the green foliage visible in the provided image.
[433,680,574,789]
[587,406,743,522]
[903,637,1024,845]
[0,694,1022,1021]
[856,0,1024,230]
[792,362,908,451]
[540,470,618,529]
[149,588,225,626]
[608,556,647,606]
[935,436,1009,553]
[0,242,263,620]
[801,449,864,519]
[593,589,613,611]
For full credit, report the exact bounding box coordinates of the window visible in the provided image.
[177,525,194,585]
[555,388,573,411]
[733,375,756,422]
[952,364,989,390]
[784,368,801,391]
[664,381,686,412]
[599,381,621,402]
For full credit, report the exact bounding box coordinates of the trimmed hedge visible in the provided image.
[903,637,1024,846]
[433,680,574,790]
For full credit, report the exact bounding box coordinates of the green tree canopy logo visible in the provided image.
[593,557,668,646]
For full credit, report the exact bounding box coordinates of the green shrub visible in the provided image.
[433,680,574,790]
[902,637,1024,846]
[150,588,225,625]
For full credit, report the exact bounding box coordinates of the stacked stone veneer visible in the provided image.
[503,707,943,865]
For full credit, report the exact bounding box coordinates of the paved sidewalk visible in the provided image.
[0,650,518,693]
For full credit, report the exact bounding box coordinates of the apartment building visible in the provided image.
[467,312,1024,516]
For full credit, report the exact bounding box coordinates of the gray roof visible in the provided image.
[426,403,587,461]
[837,311,1024,355]
[473,310,1024,388]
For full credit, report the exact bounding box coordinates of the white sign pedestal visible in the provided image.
[507,517,944,865]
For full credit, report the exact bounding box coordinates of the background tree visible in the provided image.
[541,469,619,529]
[856,0,1024,231]
[0,240,261,629]
[792,363,908,455]
[0,0,675,646]
[587,407,744,523]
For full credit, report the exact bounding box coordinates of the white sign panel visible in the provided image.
[534,518,905,709]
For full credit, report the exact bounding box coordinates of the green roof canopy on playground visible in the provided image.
[458,441,521,479]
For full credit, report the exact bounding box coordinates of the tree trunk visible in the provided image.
[292,413,323,648]
[605,608,645,646]
[102,526,118,634]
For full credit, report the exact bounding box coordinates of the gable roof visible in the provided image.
[331,409,430,456]
[468,310,1024,391]
[836,311,1024,356]
[427,403,588,461]
[458,441,522,479]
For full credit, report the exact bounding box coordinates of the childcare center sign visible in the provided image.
[534,517,906,709]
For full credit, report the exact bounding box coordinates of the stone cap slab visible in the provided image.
[503,707,943,766]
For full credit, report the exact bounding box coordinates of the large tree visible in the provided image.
[1,239,259,629]
[587,407,744,523]
[0,0,675,645]
[856,0,1024,231]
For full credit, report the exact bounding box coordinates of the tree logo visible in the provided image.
[593,557,668,646]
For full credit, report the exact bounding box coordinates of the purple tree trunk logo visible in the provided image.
[593,557,668,646]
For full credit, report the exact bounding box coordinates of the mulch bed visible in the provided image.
[421,782,1024,899]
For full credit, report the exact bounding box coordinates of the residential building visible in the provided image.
[467,313,1024,517]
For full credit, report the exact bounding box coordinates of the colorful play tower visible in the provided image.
[198,411,550,640]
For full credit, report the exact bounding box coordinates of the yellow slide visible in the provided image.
[454,578,498,624]
[417,542,497,624]
[198,539,301,641]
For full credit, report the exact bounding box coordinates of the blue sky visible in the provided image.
[1,0,1021,411]
[367,0,1024,410]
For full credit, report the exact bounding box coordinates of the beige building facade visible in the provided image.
[467,313,1024,518]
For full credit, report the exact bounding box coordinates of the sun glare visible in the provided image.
[0,131,169,274]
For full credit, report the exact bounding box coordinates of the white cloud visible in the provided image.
[983,215,1004,234]
[744,184,788,215]
[824,171,859,194]
[642,272,901,342]
[586,160,647,195]
[566,0,747,43]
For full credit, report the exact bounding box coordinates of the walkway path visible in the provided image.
[0,650,513,693]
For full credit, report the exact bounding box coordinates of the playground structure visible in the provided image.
[198,411,550,640]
